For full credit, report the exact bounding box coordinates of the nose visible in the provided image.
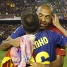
[42,16,46,22]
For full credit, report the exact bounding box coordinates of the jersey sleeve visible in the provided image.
[55,34,67,56]
[56,46,66,56]
[55,44,66,56]
[54,32,67,47]
[48,24,66,56]
[10,26,26,39]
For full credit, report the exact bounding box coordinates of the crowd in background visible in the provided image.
[0,0,67,19]
[0,22,67,44]
[0,24,21,44]
[0,0,67,43]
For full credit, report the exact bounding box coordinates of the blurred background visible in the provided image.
[0,0,67,67]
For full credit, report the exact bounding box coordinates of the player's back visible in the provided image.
[31,30,65,64]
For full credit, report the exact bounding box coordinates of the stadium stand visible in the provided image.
[0,0,67,43]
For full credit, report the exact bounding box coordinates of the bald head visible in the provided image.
[36,4,53,15]
[36,4,53,30]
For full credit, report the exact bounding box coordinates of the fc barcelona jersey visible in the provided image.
[29,30,67,64]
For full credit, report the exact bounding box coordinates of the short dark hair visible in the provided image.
[21,8,39,33]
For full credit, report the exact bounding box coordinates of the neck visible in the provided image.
[26,30,39,35]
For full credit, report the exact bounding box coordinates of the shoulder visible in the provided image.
[10,25,26,39]
[37,30,56,36]
[13,25,25,33]
[15,25,23,31]
[48,24,62,34]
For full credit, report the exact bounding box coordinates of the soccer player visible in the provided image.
[1,8,67,67]
[1,8,39,67]
[0,4,67,67]
[35,4,67,67]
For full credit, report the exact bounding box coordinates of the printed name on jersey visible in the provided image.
[29,36,50,64]
[34,36,49,49]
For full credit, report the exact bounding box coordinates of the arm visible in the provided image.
[55,23,67,37]
[28,62,49,67]
[49,33,66,67]
[0,36,20,51]
[49,55,64,67]
[0,36,12,51]
[52,14,67,37]
[0,26,26,51]
[49,46,65,67]
[28,56,64,67]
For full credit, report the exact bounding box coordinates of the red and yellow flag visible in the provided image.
[1,49,17,67]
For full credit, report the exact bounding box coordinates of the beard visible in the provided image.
[39,23,50,30]
[39,20,51,30]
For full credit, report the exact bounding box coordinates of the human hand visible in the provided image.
[27,62,49,67]
[52,14,60,27]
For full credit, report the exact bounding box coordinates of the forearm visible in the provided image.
[0,40,13,51]
[28,62,49,67]
[55,23,67,37]
[0,37,20,51]
[49,60,63,67]
[52,14,67,37]
[49,55,64,67]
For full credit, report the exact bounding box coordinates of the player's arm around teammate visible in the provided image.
[52,14,67,37]
[0,25,26,51]
[0,4,67,67]
[0,36,20,51]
